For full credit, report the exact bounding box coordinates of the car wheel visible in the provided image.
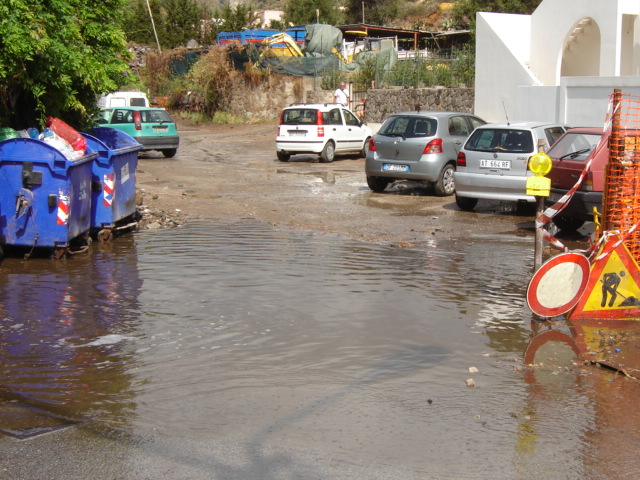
[162,149,177,158]
[455,195,478,211]
[366,176,391,193]
[434,163,455,196]
[552,215,585,232]
[360,137,370,158]
[320,141,335,163]
[277,152,290,162]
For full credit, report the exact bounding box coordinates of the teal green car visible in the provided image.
[96,107,180,158]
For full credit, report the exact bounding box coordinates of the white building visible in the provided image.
[474,0,640,126]
[257,9,284,28]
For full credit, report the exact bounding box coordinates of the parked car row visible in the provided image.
[275,104,613,232]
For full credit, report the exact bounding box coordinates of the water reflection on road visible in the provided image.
[0,220,639,479]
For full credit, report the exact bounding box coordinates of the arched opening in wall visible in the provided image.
[560,17,601,77]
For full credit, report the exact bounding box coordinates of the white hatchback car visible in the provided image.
[276,103,372,162]
[454,122,566,210]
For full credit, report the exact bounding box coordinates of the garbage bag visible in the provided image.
[0,127,19,141]
[45,117,87,154]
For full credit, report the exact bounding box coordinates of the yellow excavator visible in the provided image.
[256,32,349,64]
[260,32,304,57]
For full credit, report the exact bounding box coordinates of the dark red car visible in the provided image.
[545,127,609,231]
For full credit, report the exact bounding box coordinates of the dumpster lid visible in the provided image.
[85,127,143,154]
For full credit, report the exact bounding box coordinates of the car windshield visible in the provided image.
[282,109,318,125]
[547,131,602,162]
[465,128,534,153]
[378,116,437,139]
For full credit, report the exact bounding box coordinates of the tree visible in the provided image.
[344,0,400,26]
[219,3,259,32]
[283,0,342,27]
[199,5,221,46]
[123,0,165,48]
[452,0,542,28]
[0,0,133,129]
[164,0,202,48]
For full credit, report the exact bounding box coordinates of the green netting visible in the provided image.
[170,49,208,76]
[260,55,340,76]
[304,24,343,56]
[256,47,397,76]
[351,48,398,72]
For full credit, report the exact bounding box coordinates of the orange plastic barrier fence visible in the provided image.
[603,90,640,261]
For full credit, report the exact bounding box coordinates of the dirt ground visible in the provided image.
[135,115,549,247]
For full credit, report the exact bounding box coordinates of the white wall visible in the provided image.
[474,12,538,122]
[560,76,640,127]
[515,86,560,124]
[475,0,640,126]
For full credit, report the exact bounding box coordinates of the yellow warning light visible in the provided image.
[528,152,552,176]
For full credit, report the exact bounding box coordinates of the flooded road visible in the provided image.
[1,219,640,479]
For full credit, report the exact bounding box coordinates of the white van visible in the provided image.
[97,91,149,108]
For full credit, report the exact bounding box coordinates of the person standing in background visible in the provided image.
[334,81,349,107]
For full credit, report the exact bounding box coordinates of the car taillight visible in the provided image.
[280,110,286,125]
[369,137,376,152]
[423,138,443,154]
[317,110,324,137]
[134,111,142,130]
[457,152,466,167]
[580,171,593,191]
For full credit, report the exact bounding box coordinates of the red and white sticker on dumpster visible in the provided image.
[103,173,115,207]
[57,189,70,225]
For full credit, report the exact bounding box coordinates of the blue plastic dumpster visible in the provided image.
[83,128,143,239]
[0,137,97,254]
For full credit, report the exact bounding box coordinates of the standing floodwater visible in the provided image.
[1,220,639,479]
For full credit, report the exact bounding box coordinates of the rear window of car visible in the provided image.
[109,109,173,124]
[466,128,534,153]
[379,116,437,138]
[547,131,602,162]
[141,110,173,123]
[282,109,319,125]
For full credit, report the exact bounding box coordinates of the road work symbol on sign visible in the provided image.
[570,236,640,320]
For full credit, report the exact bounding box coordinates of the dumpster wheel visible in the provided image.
[98,229,114,242]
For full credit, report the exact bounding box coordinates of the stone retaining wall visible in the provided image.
[226,75,475,122]
[364,87,475,123]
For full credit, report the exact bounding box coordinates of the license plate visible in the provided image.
[480,159,511,169]
[152,126,167,132]
[383,164,409,172]
[289,131,306,137]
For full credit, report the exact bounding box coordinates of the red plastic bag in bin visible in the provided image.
[45,117,86,154]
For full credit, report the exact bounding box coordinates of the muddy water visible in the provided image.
[1,220,639,479]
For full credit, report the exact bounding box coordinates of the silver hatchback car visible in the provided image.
[365,111,486,196]
[454,122,566,210]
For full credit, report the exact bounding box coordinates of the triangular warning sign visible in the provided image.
[570,236,640,320]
